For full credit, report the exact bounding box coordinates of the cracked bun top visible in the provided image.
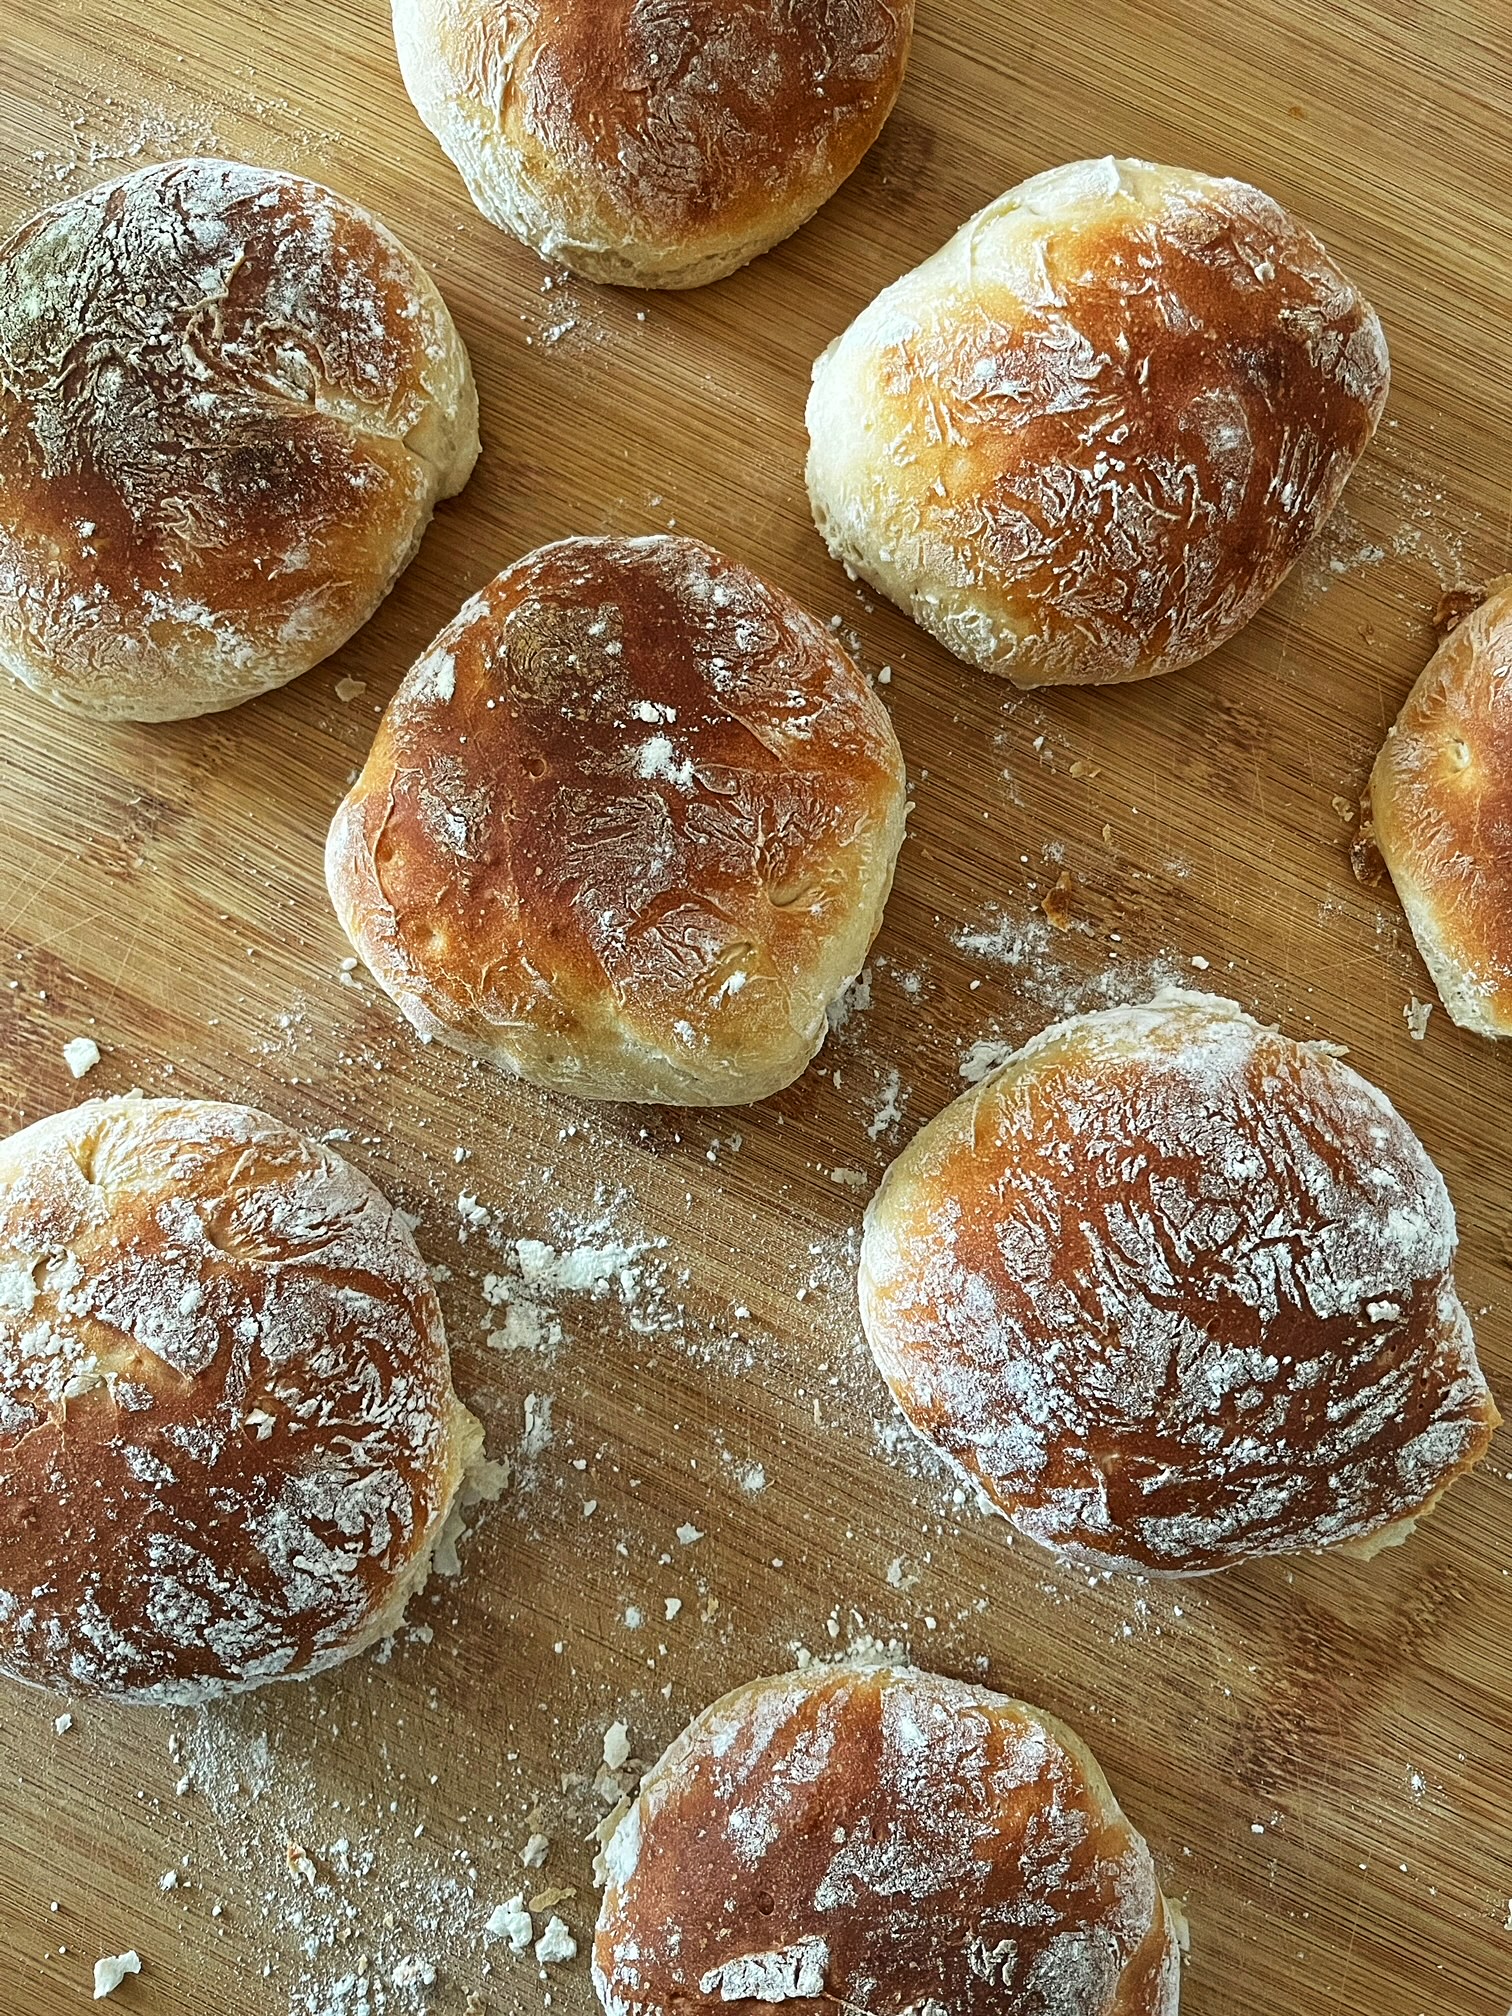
[1370,576,1512,1038]
[859,990,1497,1575]
[807,157,1388,686]
[0,1095,481,1703]
[594,1662,1182,2016]
[392,0,915,287]
[0,158,478,721]
[326,534,908,1106]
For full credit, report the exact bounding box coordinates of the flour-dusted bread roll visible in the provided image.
[0,159,479,723]
[391,0,915,289]
[1369,577,1512,1037]
[0,1096,483,1703]
[807,157,1389,686]
[327,534,908,1105]
[859,990,1498,1575]
[595,1662,1184,2016]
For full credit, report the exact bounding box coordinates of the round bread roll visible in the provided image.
[391,0,915,289]
[1368,577,1512,1038]
[326,534,908,1106]
[859,990,1498,1576]
[0,158,479,722]
[806,157,1389,686]
[594,1662,1184,2016]
[0,1095,483,1703]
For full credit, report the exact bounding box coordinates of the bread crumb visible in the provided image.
[602,1722,631,1771]
[1404,997,1433,1041]
[1040,870,1077,930]
[334,676,366,702]
[92,1952,141,1999]
[486,1897,534,1952]
[63,1037,101,1079]
[1331,794,1357,827]
[520,1832,549,1870]
[535,1916,577,1966]
[1432,588,1483,634]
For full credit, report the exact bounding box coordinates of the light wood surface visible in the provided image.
[1,2,1510,2012]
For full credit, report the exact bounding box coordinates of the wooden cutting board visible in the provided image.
[0,1,1509,2011]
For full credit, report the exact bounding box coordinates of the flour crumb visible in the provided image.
[959,1039,1016,1085]
[535,1916,577,1966]
[520,1833,549,1870]
[92,1952,141,1999]
[487,1897,535,1952]
[53,1712,73,1735]
[826,967,872,1031]
[636,735,695,788]
[675,1523,704,1547]
[602,1721,632,1771]
[521,1393,553,1459]
[63,1037,101,1079]
[866,1066,905,1140]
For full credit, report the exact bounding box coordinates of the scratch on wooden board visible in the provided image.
[1328,1883,1367,2016]
[0,850,67,940]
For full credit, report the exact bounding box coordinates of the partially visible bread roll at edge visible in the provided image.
[1369,576,1512,1037]
[391,0,915,288]
[0,1095,483,1704]
[0,159,479,722]
[807,157,1389,686]
[595,1663,1184,2015]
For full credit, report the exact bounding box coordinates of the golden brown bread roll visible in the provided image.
[326,534,908,1105]
[0,158,479,722]
[391,0,914,288]
[859,990,1498,1575]
[0,1096,482,1703]
[594,1662,1184,2016]
[806,157,1389,686]
[1368,576,1512,1037]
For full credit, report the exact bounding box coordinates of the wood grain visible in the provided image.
[0,2,1509,2013]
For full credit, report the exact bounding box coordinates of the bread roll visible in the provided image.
[594,1662,1184,2016]
[0,158,479,722]
[859,990,1497,1575]
[0,1096,482,1703]
[1368,577,1512,1037]
[391,0,914,289]
[806,157,1389,686]
[327,534,908,1105]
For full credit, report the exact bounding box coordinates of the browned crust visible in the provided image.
[0,1096,480,1704]
[858,992,1498,1576]
[0,159,477,720]
[393,0,915,286]
[326,534,908,1105]
[1370,574,1512,1036]
[806,159,1389,685]
[593,1664,1181,2015]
